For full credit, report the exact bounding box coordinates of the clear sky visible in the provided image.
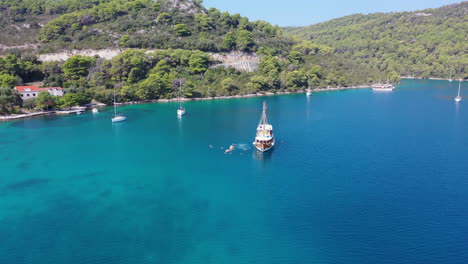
[203,0,457,26]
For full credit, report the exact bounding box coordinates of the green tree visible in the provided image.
[0,55,21,76]
[195,14,213,31]
[157,12,171,24]
[189,52,210,74]
[0,74,16,87]
[119,35,130,47]
[309,65,324,79]
[221,77,238,95]
[288,51,303,65]
[0,87,22,115]
[223,32,236,50]
[246,75,272,93]
[136,73,172,100]
[63,55,96,80]
[151,60,170,74]
[174,24,191,37]
[285,71,308,89]
[57,93,90,109]
[259,55,280,75]
[236,30,254,52]
[35,91,56,110]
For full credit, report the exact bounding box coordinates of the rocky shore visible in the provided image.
[1,86,371,122]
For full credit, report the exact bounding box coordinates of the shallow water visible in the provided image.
[1,79,467,263]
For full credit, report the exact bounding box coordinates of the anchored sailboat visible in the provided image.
[455,80,462,102]
[111,90,126,123]
[177,104,185,116]
[175,80,185,116]
[253,101,275,152]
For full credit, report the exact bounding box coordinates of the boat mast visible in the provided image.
[458,80,461,97]
[114,90,117,117]
[259,101,268,127]
[177,80,182,108]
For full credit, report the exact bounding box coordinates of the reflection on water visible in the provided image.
[252,147,274,163]
[454,101,461,120]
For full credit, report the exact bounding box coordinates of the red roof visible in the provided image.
[15,86,63,92]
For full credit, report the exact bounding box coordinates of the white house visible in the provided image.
[15,86,64,99]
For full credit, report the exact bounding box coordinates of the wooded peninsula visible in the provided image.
[0,0,466,115]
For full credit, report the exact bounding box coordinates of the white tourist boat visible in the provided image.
[111,91,126,123]
[253,101,275,152]
[372,78,395,91]
[454,80,462,102]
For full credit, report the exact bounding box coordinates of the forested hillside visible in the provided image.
[1,0,291,54]
[0,0,464,114]
[284,2,468,79]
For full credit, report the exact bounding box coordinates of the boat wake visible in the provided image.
[234,143,250,151]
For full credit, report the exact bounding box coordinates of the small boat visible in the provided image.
[175,79,186,116]
[76,111,82,115]
[449,70,453,82]
[111,91,126,123]
[253,101,275,152]
[306,87,312,96]
[112,115,126,122]
[372,78,394,91]
[177,106,185,116]
[92,108,99,113]
[455,80,462,102]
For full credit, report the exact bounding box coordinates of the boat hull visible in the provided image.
[112,116,126,122]
[372,88,394,91]
[177,109,185,116]
[253,138,275,152]
[455,97,462,102]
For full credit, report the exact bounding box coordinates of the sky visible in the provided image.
[203,0,457,26]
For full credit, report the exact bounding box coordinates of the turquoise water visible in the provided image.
[1,79,468,263]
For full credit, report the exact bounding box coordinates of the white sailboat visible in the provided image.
[111,90,126,123]
[92,108,99,113]
[454,80,462,102]
[449,70,453,82]
[176,80,185,116]
[306,87,311,96]
[253,101,275,152]
[177,104,185,116]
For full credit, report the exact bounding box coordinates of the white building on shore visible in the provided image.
[15,86,64,99]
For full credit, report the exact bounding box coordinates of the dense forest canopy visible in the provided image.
[283,2,468,79]
[1,0,291,54]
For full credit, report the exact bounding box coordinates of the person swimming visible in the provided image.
[225,144,235,154]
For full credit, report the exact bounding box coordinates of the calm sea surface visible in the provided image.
[1,79,467,264]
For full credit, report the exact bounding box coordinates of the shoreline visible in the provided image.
[0,107,87,122]
[401,76,465,81]
[1,85,370,122]
[127,85,371,104]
